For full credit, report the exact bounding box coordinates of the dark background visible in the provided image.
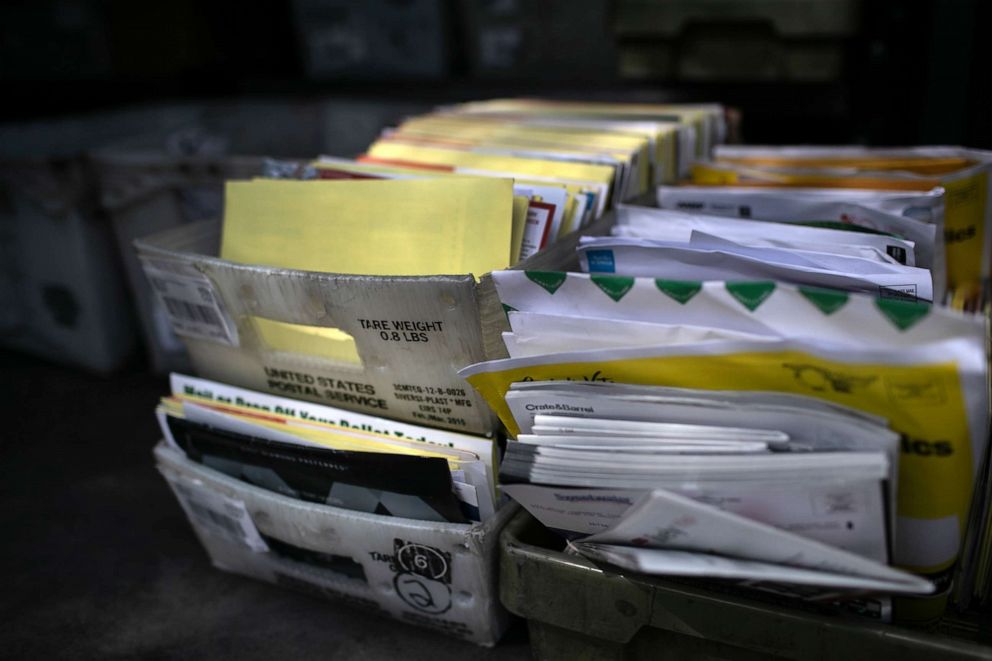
[1,0,989,148]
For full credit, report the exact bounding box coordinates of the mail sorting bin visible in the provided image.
[499,510,992,661]
[156,441,518,646]
[133,208,614,436]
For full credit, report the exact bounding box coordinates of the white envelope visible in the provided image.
[577,237,935,302]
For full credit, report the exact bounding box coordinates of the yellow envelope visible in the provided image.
[378,134,627,196]
[311,159,583,250]
[448,98,721,159]
[416,110,685,186]
[396,116,651,192]
[362,142,616,209]
[221,177,514,277]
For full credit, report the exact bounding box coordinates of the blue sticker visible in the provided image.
[585,249,616,273]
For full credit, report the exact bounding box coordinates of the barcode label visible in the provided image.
[172,481,269,552]
[162,296,223,327]
[140,257,238,345]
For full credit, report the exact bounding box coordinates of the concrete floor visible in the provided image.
[0,351,530,660]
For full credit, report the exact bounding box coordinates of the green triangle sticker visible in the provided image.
[591,275,635,302]
[525,271,568,295]
[798,287,849,315]
[655,280,702,305]
[875,298,931,331]
[725,282,776,312]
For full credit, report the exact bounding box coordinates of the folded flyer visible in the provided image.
[166,416,469,523]
[577,545,925,597]
[171,373,497,485]
[160,400,492,522]
[581,489,928,592]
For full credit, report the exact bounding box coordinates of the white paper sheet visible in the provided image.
[575,544,930,595]
[582,489,921,586]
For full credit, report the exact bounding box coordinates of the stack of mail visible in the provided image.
[654,185,946,290]
[637,144,992,608]
[159,168,514,525]
[690,145,992,309]
[458,269,989,613]
[444,98,726,167]
[499,383,930,598]
[157,374,498,523]
[286,156,593,263]
[154,98,727,529]
[249,100,724,263]
[353,99,725,246]
[579,205,937,302]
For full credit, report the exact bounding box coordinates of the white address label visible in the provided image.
[141,257,238,345]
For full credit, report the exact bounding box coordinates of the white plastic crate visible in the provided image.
[0,154,136,371]
[0,104,219,371]
[155,441,515,646]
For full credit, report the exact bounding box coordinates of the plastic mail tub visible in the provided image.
[155,441,517,646]
[499,509,992,661]
[0,106,193,371]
